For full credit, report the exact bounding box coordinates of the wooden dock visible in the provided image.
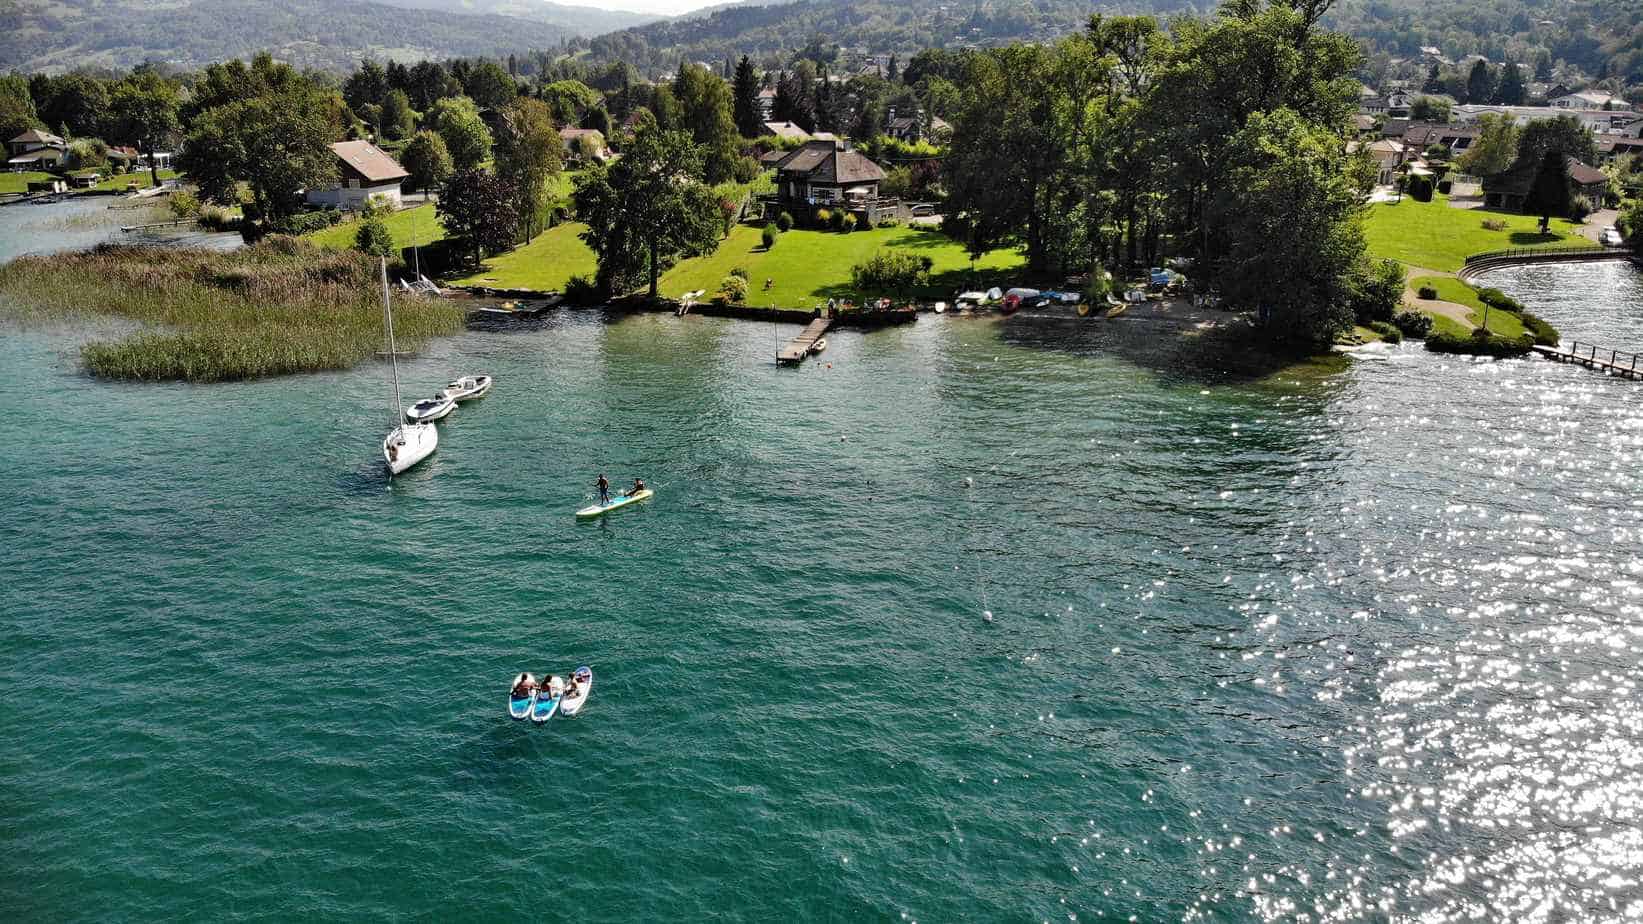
[777,316,833,365]
[1532,340,1643,380]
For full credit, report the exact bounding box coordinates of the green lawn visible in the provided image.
[1410,275,1528,339]
[1365,194,1587,271]
[448,221,597,290]
[659,224,1027,308]
[306,202,447,251]
[91,169,177,192]
[0,171,53,194]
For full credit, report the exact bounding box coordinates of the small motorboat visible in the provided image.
[441,374,492,402]
[405,394,456,423]
[808,338,828,355]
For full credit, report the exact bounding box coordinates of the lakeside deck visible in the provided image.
[1532,341,1642,380]
[777,316,833,365]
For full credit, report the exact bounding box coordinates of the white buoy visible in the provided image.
[964,476,974,487]
[983,610,993,622]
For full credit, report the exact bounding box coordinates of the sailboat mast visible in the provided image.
[382,257,405,423]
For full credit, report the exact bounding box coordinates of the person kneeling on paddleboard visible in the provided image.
[626,478,646,497]
[597,474,610,505]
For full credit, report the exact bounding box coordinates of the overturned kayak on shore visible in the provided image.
[576,489,654,519]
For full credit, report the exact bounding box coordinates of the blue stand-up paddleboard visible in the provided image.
[560,666,593,717]
[531,676,563,724]
[508,672,537,720]
[576,489,654,519]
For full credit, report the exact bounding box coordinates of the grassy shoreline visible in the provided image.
[0,238,464,382]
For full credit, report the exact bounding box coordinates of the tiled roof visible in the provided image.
[330,140,407,184]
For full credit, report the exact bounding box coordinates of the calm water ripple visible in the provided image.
[4,260,1641,921]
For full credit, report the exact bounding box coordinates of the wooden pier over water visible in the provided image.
[777,316,833,365]
[1532,341,1643,380]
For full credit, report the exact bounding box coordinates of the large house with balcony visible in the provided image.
[7,129,67,168]
[764,139,890,224]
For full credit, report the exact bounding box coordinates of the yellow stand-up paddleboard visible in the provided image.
[576,489,654,519]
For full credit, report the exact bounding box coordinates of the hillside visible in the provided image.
[0,0,585,73]
[374,0,660,34]
[583,0,1209,74]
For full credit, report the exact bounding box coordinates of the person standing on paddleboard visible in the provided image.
[597,474,610,505]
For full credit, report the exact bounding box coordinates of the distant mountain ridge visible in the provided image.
[0,0,608,73]
[372,0,661,35]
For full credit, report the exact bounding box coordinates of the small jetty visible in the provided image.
[1532,340,1642,380]
[777,316,833,365]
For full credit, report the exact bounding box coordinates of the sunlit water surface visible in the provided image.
[3,260,1641,921]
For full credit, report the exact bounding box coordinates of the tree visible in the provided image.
[109,73,180,187]
[428,96,492,169]
[672,62,741,184]
[1522,150,1572,221]
[581,107,612,136]
[1410,96,1452,122]
[0,75,39,143]
[344,60,389,116]
[379,90,415,142]
[492,97,562,241]
[1465,60,1494,105]
[1495,61,1526,105]
[401,130,453,199]
[463,60,518,110]
[177,78,340,225]
[538,79,600,125]
[732,55,761,137]
[773,72,813,132]
[354,210,394,257]
[572,125,722,298]
[1515,115,1596,170]
[406,61,458,111]
[1208,108,1364,347]
[1457,113,1519,177]
[438,167,518,264]
[35,73,110,138]
[887,55,899,82]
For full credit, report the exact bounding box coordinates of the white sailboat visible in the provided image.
[378,258,437,476]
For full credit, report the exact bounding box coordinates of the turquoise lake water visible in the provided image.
[4,262,1642,921]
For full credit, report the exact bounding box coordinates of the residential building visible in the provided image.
[1401,123,1479,154]
[1452,104,1641,135]
[763,121,810,141]
[1551,90,1620,110]
[1359,139,1406,185]
[884,107,954,143]
[6,129,67,168]
[756,87,777,122]
[762,139,891,224]
[559,127,608,162]
[305,140,407,210]
[1483,155,1608,211]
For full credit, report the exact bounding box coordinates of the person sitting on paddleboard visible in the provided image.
[547,675,565,698]
[512,675,537,698]
[563,676,580,700]
[626,478,646,497]
[597,474,610,505]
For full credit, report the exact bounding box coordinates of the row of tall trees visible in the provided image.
[943,3,1390,347]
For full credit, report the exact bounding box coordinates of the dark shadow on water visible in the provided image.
[449,719,554,790]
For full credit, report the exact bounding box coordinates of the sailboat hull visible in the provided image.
[383,423,438,475]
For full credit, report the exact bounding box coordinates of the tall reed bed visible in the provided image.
[0,237,464,382]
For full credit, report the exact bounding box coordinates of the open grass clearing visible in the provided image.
[659,223,1027,308]
[1409,275,1529,339]
[1365,194,1587,272]
[447,221,597,291]
[305,202,447,252]
[0,171,54,194]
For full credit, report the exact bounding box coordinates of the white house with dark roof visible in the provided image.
[7,129,67,168]
[306,140,408,210]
